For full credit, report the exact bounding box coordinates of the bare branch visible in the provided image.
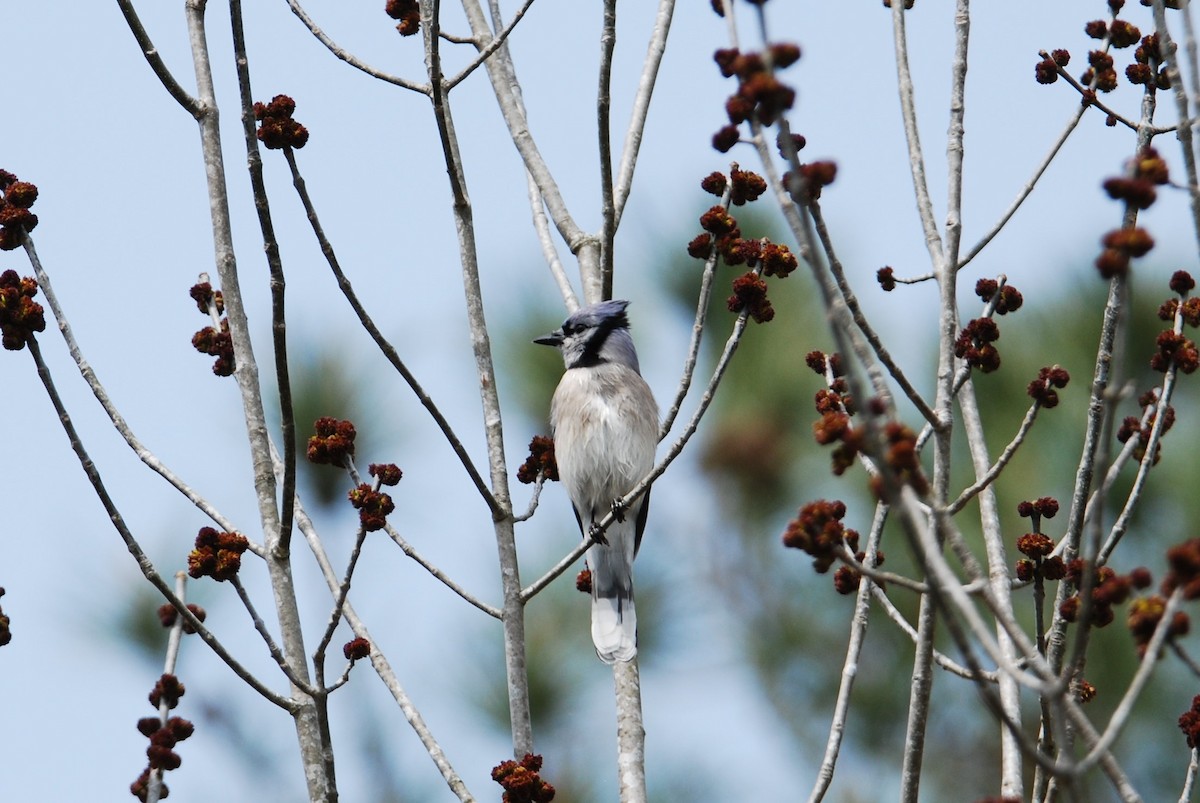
[280,148,501,518]
[289,475,477,801]
[948,401,1041,515]
[613,660,647,803]
[23,335,294,711]
[114,0,202,117]
[230,0,298,554]
[807,505,886,803]
[613,0,676,226]
[598,0,618,299]
[445,0,538,90]
[21,240,251,553]
[958,106,1085,271]
[659,183,731,440]
[285,0,430,93]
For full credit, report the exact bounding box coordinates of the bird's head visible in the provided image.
[534,299,641,373]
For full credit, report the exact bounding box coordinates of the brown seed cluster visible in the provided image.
[253,95,309,150]
[975,278,1023,315]
[833,550,884,596]
[1058,561,1144,628]
[1040,11,1170,93]
[785,160,838,204]
[687,167,798,324]
[491,753,557,803]
[156,602,207,634]
[306,417,357,466]
[1026,365,1071,408]
[1181,695,1200,748]
[130,677,194,802]
[1035,49,1071,85]
[711,42,800,152]
[781,499,860,574]
[517,435,558,484]
[369,462,404,486]
[343,636,372,661]
[0,588,10,647]
[0,171,38,251]
[1095,148,1169,278]
[0,269,46,351]
[191,319,234,376]
[805,351,863,476]
[727,271,774,323]
[186,527,250,582]
[188,282,224,316]
[955,317,1002,373]
[1127,593,1189,657]
[188,280,234,376]
[1014,535,1066,584]
[1152,270,1200,374]
[1164,538,1200,600]
[575,569,592,594]
[1117,389,1174,465]
[877,266,896,292]
[385,0,420,36]
[348,483,395,532]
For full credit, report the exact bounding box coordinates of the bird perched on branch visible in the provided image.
[535,300,658,664]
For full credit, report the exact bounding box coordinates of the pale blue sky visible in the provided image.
[1,3,1192,801]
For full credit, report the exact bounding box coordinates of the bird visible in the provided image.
[535,299,659,664]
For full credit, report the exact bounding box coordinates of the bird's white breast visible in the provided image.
[550,363,658,518]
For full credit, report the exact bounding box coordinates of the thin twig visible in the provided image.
[114,0,202,117]
[285,0,430,93]
[868,585,998,682]
[1099,348,1180,563]
[230,575,317,695]
[445,0,538,89]
[230,0,298,555]
[146,572,189,803]
[947,401,1041,514]
[281,148,501,518]
[807,505,886,803]
[597,0,618,299]
[427,0,532,756]
[312,524,370,678]
[1172,641,1200,678]
[180,4,329,794]
[1076,589,1185,772]
[957,105,1085,270]
[384,524,499,619]
[21,240,252,554]
[809,201,937,426]
[287,468,477,801]
[460,0,601,297]
[659,184,729,439]
[513,474,547,523]
[1041,51,1141,132]
[1180,748,1200,803]
[613,0,675,227]
[613,660,647,802]
[24,335,293,711]
[892,0,945,270]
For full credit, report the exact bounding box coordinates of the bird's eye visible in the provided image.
[561,323,577,335]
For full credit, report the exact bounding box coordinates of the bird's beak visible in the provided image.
[533,329,564,347]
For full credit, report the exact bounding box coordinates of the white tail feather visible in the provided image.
[591,594,637,664]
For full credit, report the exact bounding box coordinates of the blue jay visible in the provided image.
[535,300,658,663]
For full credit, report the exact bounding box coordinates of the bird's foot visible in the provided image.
[610,498,627,523]
[587,522,609,546]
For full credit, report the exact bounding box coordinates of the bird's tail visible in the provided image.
[590,591,637,664]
